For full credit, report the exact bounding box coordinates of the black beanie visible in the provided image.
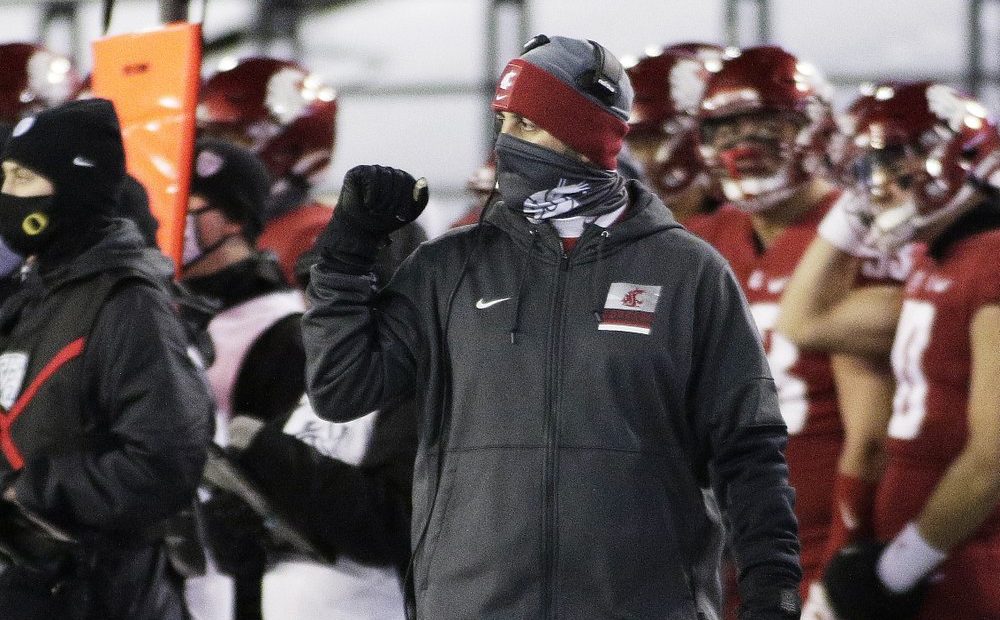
[190,138,271,241]
[1,98,126,218]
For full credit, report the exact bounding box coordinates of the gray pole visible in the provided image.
[967,0,984,96]
[159,0,189,23]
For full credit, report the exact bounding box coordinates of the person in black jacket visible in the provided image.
[303,35,802,619]
[180,138,414,620]
[0,99,213,619]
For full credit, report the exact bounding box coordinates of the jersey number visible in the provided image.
[751,303,807,435]
[888,300,935,440]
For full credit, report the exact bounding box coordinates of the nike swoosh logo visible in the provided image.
[72,156,95,168]
[494,94,508,101]
[476,297,511,309]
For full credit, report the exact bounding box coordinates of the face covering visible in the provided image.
[0,194,57,258]
[494,133,627,222]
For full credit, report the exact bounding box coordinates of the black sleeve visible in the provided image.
[12,282,214,532]
[232,313,306,423]
[374,221,427,284]
[689,257,802,615]
[236,416,412,569]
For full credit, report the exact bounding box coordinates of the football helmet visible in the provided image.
[625,44,720,200]
[840,81,1000,252]
[198,57,337,187]
[697,45,833,212]
[0,43,80,125]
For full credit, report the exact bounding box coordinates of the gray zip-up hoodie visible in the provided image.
[304,181,800,619]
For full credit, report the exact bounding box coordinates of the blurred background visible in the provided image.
[5,0,1000,235]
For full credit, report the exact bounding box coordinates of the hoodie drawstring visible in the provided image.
[591,229,610,324]
[509,226,539,344]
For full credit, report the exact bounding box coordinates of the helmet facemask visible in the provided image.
[699,109,815,212]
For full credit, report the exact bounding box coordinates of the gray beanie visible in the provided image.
[492,35,633,168]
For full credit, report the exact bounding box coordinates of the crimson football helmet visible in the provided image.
[0,43,81,125]
[697,45,833,212]
[839,81,1000,252]
[625,44,721,200]
[198,57,337,187]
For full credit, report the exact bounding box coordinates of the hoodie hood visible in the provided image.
[36,218,173,290]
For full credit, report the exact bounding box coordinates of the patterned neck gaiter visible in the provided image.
[495,134,627,224]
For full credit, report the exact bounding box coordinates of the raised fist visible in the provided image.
[314,165,429,275]
[336,164,429,236]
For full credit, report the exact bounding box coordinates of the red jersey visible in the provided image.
[688,194,843,582]
[874,223,1000,619]
[258,201,334,285]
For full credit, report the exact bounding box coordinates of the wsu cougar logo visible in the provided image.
[621,288,645,308]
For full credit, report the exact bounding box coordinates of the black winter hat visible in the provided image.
[190,138,271,241]
[1,98,126,217]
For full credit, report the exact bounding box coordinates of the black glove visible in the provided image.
[0,500,80,578]
[201,490,266,575]
[823,539,926,620]
[316,165,429,275]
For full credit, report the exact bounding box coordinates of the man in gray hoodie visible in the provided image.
[303,35,801,619]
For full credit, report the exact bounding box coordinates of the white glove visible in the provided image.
[877,521,947,593]
[817,192,879,258]
[800,582,839,620]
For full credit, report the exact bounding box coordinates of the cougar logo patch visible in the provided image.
[0,352,29,410]
[598,283,662,335]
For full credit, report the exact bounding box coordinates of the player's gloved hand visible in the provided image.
[823,539,926,620]
[800,581,839,620]
[316,165,429,275]
[817,191,879,258]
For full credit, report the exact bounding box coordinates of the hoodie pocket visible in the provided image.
[415,457,458,594]
[416,447,546,618]
[556,449,699,617]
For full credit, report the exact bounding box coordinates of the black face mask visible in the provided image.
[0,194,56,257]
[494,133,627,221]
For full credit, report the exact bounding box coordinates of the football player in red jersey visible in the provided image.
[198,57,425,287]
[686,46,900,615]
[780,81,1000,620]
[198,57,339,285]
[777,84,916,619]
[623,43,723,222]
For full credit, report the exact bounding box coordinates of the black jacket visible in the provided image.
[0,219,213,619]
[304,181,801,619]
